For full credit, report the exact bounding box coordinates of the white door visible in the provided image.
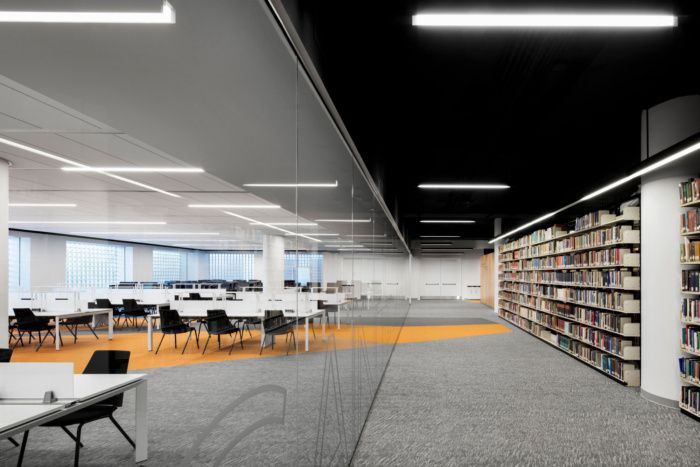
[420,259,442,297]
[439,259,461,298]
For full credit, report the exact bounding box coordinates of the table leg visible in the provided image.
[337,305,341,330]
[135,380,148,463]
[322,310,326,339]
[107,310,113,340]
[147,316,153,352]
[305,317,309,352]
[55,317,61,350]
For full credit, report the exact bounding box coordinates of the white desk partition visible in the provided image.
[0,363,75,399]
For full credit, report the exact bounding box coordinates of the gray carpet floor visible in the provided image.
[352,300,700,466]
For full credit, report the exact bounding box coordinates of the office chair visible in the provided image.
[156,308,199,354]
[12,308,58,351]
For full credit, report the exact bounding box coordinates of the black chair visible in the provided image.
[62,312,99,344]
[201,309,243,355]
[12,308,57,351]
[17,350,134,467]
[188,292,201,300]
[122,299,148,329]
[260,310,296,356]
[156,308,199,354]
[95,299,124,327]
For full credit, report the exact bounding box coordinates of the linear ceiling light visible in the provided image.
[351,234,386,238]
[315,219,372,223]
[412,13,677,28]
[189,204,280,209]
[9,203,76,207]
[62,167,202,173]
[490,139,700,244]
[0,1,175,23]
[420,220,475,224]
[11,221,166,225]
[250,222,317,226]
[324,244,364,248]
[284,232,339,237]
[418,184,510,189]
[0,136,180,198]
[243,181,338,188]
[420,235,460,238]
[70,231,218,236]
[339,248,370,251]
[223,211,321,243]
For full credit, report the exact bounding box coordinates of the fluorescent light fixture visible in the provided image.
[0,136,180,198]
[284,232,339,237]
[70,231,218,236]
[412,13,677,28]
[363,242,393,246]
[418,183,510,189]
[189,204,280,209]
[324,244,364,248]
[0,1,175,23]
[223,211,320,243]
[315,219,372,223]
[323,240,355,244]
[420,235,460,238]
[250,222,317,226]
[9,203,76,207]
[420,220,475,224]
[489,211,558,244]
[11,221,166,225]
[243,181,338,188]
[351,234,386,238]
[62,167,202,173]
[339,248,370,252]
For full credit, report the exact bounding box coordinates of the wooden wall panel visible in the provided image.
[480,253,494,307]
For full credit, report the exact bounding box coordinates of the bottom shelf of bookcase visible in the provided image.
[679,403,700,421]
[498,311,640,386]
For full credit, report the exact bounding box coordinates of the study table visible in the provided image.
[9,308,113,350]
[0,373,148,464]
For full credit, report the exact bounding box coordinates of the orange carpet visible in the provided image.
[9,323,510,372]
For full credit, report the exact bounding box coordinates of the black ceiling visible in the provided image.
[281,0,700,241]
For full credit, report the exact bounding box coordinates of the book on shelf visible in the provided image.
[680,386,700,414]
[680,357,700,383]
[681,209,700,234]
[681,238,700,263]
[682,298,700,322]
[681,325,700,352]
[682,270,700,293]
[680,177,700,205]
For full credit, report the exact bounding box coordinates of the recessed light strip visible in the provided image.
[189,204,280,209]
[412,13,677,28]
[420,220,475,224]
[62,167,202,173]
[0,136,180,198]
[418,184,510,189]
[249,222,317,226]
[315,218,372,223]
[223,211,321,243]
[243,181,338,188]
[489,139,700,244]
[70,231,218,235]
[10,203,76,207]
[11,221,166,225]
[0,1,175,23]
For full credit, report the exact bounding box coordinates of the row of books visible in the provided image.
[500,283,635,311]
[682,298,700,322]
[681,325,700,352]
[554,225,632,252]
[681,209,700,234]
[501,270,636,289]
[682,270,700,292]
[679,177,700,205]
[500,294,635,334]
[498,309,635,381]
[574,210,612,231]
[679,357,700,384]
[680,386,700,414]
[526,248,636,270]
[681,239,700,263]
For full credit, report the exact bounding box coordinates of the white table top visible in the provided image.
[8,308,111,318]
[0,404,64,433]
[74,373,146,401]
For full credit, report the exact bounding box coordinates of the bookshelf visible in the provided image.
[679,177,700,418]
[497,205,641,386]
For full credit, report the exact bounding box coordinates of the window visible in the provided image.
[284,252,323,285]
[8,235,30,291]
[153,249,186,282]
[65,240,125,288]
[209,252,255,280]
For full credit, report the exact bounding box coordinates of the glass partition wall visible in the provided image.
[0,0,409,465]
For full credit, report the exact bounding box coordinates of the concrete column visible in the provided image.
[640,167,687,406]
[493,218,502,313]
[0,160,8,348]
[262,234,285,294]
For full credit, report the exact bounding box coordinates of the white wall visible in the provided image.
[409,252,482,300]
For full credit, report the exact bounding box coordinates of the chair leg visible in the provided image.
[228,332,236,355]
[217,334,221,350]
[109,415,135,448]
[155,333,166,355]
[311,320,316,339]
[239,329,244,349]
[182,331,192,355]
[35,331,43,352]
[87,324,99,340]
[8,436,19,447]
[60,426,84,448]
[202,335,211,355]
[73,423,83,467]
[245,322,253,338]
[174,333,177,349]
[18,430,29,467]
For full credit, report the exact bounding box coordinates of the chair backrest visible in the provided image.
[0,348,12,362]
[83,350,130,407]
[13,308,39,326]
[262,314,286,332]
[189,293,201,300]
[206,309,231,333]
[95,298,113,308]
[159,307,182,328]
[122,299,138,310]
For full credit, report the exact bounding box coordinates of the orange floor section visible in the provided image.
[9,323,510,372]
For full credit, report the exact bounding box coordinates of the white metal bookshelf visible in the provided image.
[497,206,641,386]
